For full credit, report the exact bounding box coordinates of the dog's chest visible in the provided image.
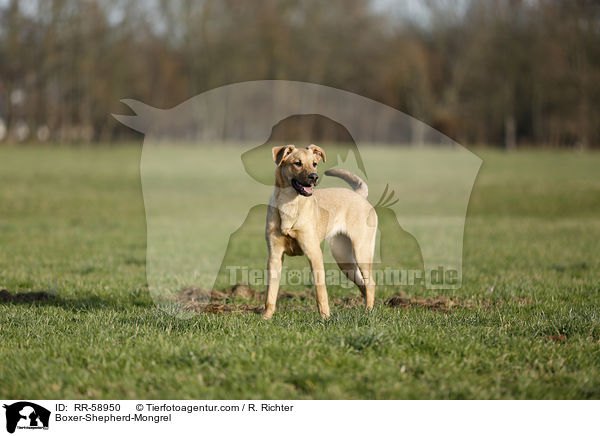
[278,201,300,236]
[272,193,313,237]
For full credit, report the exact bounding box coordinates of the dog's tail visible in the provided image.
[324,169,368,198]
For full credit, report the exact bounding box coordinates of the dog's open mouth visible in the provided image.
[292,179,314,196]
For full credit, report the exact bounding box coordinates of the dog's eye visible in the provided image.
[294,161,302,167]
[313,162,317,168]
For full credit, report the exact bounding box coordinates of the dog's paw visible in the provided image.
[262,309,275,320]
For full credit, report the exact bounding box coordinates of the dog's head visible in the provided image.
[272,144,326,197]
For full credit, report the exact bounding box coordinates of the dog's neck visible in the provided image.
[272,185,309,206]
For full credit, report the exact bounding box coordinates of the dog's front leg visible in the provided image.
[297,235,330,319]
[263,242,284,319]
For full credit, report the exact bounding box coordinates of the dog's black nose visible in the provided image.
[308,173,319,183]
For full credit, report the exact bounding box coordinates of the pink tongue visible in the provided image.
[304,186,314,194]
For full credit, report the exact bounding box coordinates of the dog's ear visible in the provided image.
[272,145,295,166]
[308,144,326,162]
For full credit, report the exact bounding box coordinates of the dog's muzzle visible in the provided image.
[292,178,315,196]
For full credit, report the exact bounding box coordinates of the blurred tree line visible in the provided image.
[0,0,599,148]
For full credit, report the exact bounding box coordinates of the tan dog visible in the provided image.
[263,144,377,319]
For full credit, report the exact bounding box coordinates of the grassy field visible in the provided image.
[0,144,599,399]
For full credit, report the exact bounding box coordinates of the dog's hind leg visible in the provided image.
[329,234,366,297]
[352,233,377,310]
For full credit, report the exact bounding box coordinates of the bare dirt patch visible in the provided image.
[0,289,57,303]
[178,285,264,314]
[202,303,264,315]
[386,292,537,312]
[178,285,326,314]
[176,285,511,315]
[385,292,459,312]
[546,334,566,343]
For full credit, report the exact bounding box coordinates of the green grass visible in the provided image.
[0,144,599,399]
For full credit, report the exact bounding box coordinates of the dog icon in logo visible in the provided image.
[3,402,50,433]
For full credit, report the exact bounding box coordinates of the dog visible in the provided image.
[263,144,378,319]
